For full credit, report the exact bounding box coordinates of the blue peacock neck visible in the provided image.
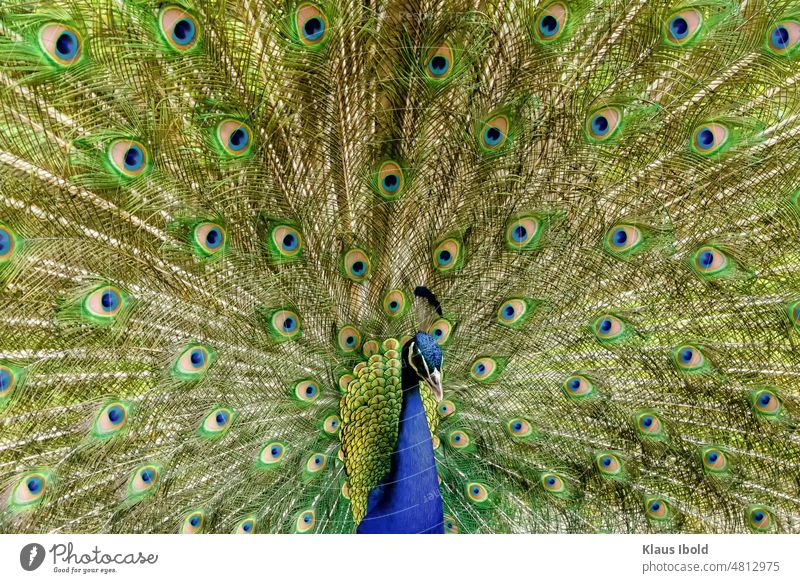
[355,354,444,534]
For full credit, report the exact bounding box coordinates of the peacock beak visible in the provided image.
[423,368,443,402]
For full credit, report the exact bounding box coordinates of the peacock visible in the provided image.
[0,0,799,535]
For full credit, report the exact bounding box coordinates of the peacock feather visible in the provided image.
[0,0,799,534]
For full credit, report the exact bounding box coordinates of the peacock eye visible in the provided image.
[216,120,253,157]
[323,415,340,434]
[496,299,530,328]
[83,286,126,322]
[193,223,226,256]
[108,139,150,179]
[432,238,463,272]
[128,464,160,498]
[443,514,459,533]
[93,401,129,438]
[181,511,205,534]
[691,245,728,275]
[605,224,643,256]
[541,473,566,494]
[700,447,727,473]
[428,318,453,345]
[645,497,670,520]
[505,215,542,250]
[664,9,703,45]
[382,289,408,318]
[172,344,214,379]
[39,24,82,66]
[0,224,18,262]
[426,44,453,80]
[269,224,302,259]
[0,365,20,400]
[506,417,532,438]
[767,20,800,55]
[563,374,595,398]
[296,4,328,46]
[259,441,286,466]
[294,379,320,403]
[534,2,568,42]
[342,248,371,282]
[692,123,729,156]
[592,314,630,343]
[295,509,316,533]
[438,400,456,417]
[376,161,405,199]
[337,325,362,353]
[236,518,256,534]
[479,114,509,151]
[586,106,622,141]
[751,388,781,417]
[673,344,706,372]
[305,453,326,473]
[465,482,489,504]
[200,407,235,437]
[746,505,772,532]
[270,309,302,340]
[470,356,499,382]
[160,6,200,51]
[595,452,622,477]
[10,471,50,509]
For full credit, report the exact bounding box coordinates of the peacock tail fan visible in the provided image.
[0,0,799,534]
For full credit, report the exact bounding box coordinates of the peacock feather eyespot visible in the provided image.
[767,20,800,55]
[595,452,622,477]
[496,298,531,328]
[478,114,509,152]
[268,223,302,259]
[506,417,532,438]
[82,285,127,323]
[107,139,150,179]
[746,505,773,532]
[505,215,542,251]
[465,481,489,504]
[470,356,499,382]
[563,374,595,399]
[127,464,160,499]
[375,161,405,200]
[295,4,328,46]
[634,411,666,441]
[382,289,409,318]
[338,372,354,393]
[443,514,459,534]
[9,470,51,510]
[295,509,316,533]
[236,517,256,534]
[305,453,326,474]
[159,6,200,52]
[0,364,22,403]
[541,472,565,494]
[294,379,320,404]
[216,120,253,157]
[664,9,703,45]
[672,343,708,373]
[428,317,454,345]
[0,223,19,262]
[92,401,130,439]
[585,106,622,141]
[193,222,226,256]
[199,406,235,438]
[448,429,470,449]
[700,447,728,474]
[337,325,362,354]
[438,399,456,417]
[38,24,82,67]
[690,245,731,278]
[258,441,287,467]
[432,238,463,272]
[269,309,302,341]
[592,314,631,343]
[172,344,214,380]
[750,388,781,417]
[181,510,205,534]
[342,248,371,282]
[534,2,568,43]
[691,123,729,156]
[604,224,643,257]
[425,44,453,81]
[323,414,340,435]
[644,496,671,521]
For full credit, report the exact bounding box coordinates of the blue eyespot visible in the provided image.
[438,250,452,265]
[140,468,154,483]
[172,18,196,46]
[55,30,79,59]
[772,25,789,49]
[591,114,609,136]
[228,127,250,152]
[612,228,628,246]
[503,305,515,318]
[381,173,399,192]
[123,145,144,172]
[697,128,714,149]
[107,405,124,425]
[215,411,228,425]
[205,227,223,250]
[283,316,297,332]
[190,348,205,368]
[242,522,252,532]
[189,515,200,527]
[539,14,559,37]
[305,384,317,397]
[27,476,43,494]
[351,261,366,276]
[100,289,120,312]
[476,363,486,374]
[512,225,527,242]
[428,55,448,76]
[303,17,324,41]
[680,348,694,363]
[599,318,612,333]
[483,126,503,147]
[601,456,612,467]
[669,16,688,40]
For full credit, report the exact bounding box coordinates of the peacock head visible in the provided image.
[403,331,443,401]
